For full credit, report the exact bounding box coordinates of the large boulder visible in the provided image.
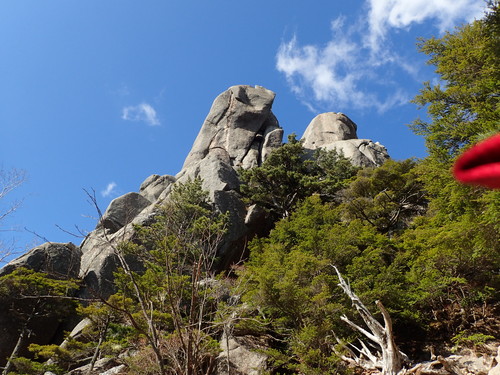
[0,242,81,278]
[98,192,152,234]
[174,85,283,266]
[182,85,281,170]
[216,333,268,375]
[301,112,389,167]
[79,204,155,299]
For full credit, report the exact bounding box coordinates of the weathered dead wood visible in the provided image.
[332,266,407,375]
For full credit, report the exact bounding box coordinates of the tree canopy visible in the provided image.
[410,1,500,162]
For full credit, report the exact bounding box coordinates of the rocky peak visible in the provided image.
[0,85,396,373]
[301,112,389,167]
[182,85,283,171]
[77,85,284,298]
[302,112,358,148]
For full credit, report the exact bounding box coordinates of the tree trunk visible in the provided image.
[2,325,30,375]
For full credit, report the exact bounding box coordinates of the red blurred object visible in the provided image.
[453,133,500,189]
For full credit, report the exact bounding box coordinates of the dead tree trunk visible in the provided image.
[332,266,406,375]
[2,322,31,375]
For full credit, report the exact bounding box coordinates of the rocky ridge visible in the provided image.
[0,85,393,374]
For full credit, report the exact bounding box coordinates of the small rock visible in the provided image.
[100,364,126,375]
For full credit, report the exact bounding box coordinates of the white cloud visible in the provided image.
[101,182,117,198]
[122,103,160,126]
[276,0,487,113]
[367,0,485,51]
[276,18,408,113]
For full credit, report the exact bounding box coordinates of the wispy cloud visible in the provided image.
[276,18,409,113]
[367,0,485,51]
[101,182,118,198]
[276,0,486,113]
[122,103,160,126]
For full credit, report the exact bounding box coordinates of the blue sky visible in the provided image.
[0,0,487,260]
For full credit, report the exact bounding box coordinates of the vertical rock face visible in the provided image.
[301,112,389,167]
[169,85,284,269]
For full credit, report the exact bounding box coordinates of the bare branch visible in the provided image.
[332,265,406,375]
[0,167,27,264]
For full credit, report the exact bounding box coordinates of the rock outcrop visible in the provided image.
[301,112,389,167]
[216,333,269,375]
[78,85,283,298]
[181,85,282,171]
[2,88,391,303]
[98,192,152,234]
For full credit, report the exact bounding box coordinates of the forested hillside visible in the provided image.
[236,5,500,371]
[0,2,498,375]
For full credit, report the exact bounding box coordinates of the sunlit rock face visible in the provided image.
[7,89,390,306]
[0,86,397,368]
[301,112,390,167]
[182,85,283,172]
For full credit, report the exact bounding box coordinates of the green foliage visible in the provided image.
[7,356,62,375]
[410,1,500,162]
[240,146,498,366]
[451,331,495,351]
[310,147,361,200]
[0,267,79,300]
[83,179,229,375]
[239,134,315,219]
[0,267,79,328]
[239,134,359,219]
[240,193,408,373]
[339,159,427,234]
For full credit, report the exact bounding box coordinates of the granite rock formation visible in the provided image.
[79,85,284,298]
[0,86,392,372]
[301,112,389,167]
[0,242,81,279]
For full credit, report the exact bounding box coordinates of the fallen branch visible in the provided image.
[332,266,407,375]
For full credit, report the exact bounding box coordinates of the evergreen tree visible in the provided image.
[0,268,79,375]
[239,134,359,219]
[410,1,500,162]
[88,179,229,375]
